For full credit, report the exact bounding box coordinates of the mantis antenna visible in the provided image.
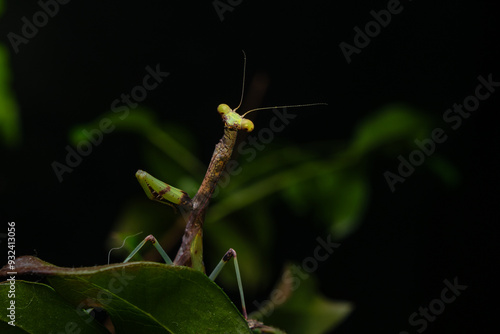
[241,102,328,117]
[234,51,328,117]
[107,231,143,265]
[233,50,247,113]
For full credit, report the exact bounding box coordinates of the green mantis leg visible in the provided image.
[123,234,173,265]
[209,248,247,319]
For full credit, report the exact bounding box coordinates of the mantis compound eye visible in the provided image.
[240,119,254,132]
[217,104,232,115]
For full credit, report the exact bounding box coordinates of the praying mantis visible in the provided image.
[126,52,326,332]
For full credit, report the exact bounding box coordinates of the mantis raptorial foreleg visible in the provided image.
[123,235,248,319]
[135,170,193,210]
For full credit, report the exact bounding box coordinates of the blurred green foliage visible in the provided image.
[68,102,457,333]
[0,1,22,147]
[253,264,353,334]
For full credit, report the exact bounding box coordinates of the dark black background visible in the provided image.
[1,0,498,333]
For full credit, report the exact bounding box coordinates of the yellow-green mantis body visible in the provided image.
[127,53,326,330]
[131,102,259,318]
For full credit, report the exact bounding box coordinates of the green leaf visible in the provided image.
[0,280,109,334]
[1,256,252,334]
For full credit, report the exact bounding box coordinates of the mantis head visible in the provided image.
[217,103,255,132]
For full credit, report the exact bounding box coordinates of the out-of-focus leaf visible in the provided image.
[209,158,331,223]
[0,45,21,147]
[250,264,352,334]
[0,256,252,334]
[0,280,108,334]
[69,108,204,177]
[69,107,159,141]
[323,169,369,239]
[279,105,432,239]
[349,104,431,157]
[281,163,368,240]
